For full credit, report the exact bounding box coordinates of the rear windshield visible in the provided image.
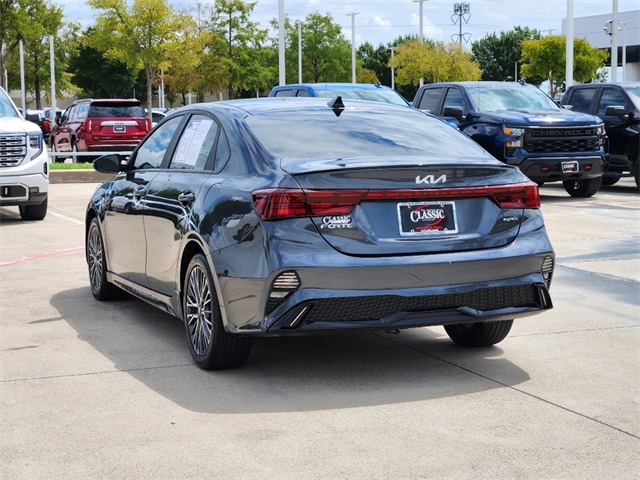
[89,103,146,118]
[313,88,408,106]
[466,86,559,112]
[244,107,487,159]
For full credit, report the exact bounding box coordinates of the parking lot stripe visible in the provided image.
[0,246,84,267]
[48,209,84,225]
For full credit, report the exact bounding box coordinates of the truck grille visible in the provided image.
[524,127,600,153]
[0,134,27,167]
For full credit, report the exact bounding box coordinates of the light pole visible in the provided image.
[413,0,427,86]
[566,0,574,88]
[278,0,285,85]
[347,12,359,83]
[611,0,618,82]
[389,47,395,90]
[49,36,56,125]
[298,20,302,83]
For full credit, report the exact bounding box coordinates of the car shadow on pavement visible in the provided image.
[51,286,530,414]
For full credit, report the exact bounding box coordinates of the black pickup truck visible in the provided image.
[413,82,608,197]
[561,83,639,191]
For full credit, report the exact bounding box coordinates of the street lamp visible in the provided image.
[412,0,427,86]
[278,0,285,85]
[347,12,359,83]
[389,47,395,90]
[297,20,303,83]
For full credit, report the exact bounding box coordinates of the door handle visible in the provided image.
[178,191,196,204]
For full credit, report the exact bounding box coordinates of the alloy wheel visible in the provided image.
[87,225,103,292]
[185,266,213,356]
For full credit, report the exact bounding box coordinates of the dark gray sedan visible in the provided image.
[86,97,554,369]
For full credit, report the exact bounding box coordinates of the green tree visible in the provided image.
[299,12,351,83]
[358,35,417,99]
[1,0,69,105]
[520,35,608,98]
[390,39,481,87]
[163,12,205,105]
[86,0,189,117]
[204,0,273,99]
[68,34,139,98]
[471,26,542,83]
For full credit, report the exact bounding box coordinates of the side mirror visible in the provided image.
[443,106,464,119]
[93,154,124,174]
[562,104,574,111]
[605,105,627,117]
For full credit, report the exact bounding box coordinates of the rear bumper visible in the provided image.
[514,155,606,183]
[214,220,555,335]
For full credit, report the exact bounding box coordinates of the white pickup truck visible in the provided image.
[0,86,48,220]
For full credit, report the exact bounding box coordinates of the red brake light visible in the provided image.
[252,183,539,221]
[252,189,307,220]
[43,120,50,132]
[84,119,92,133]
[145,118,151,131]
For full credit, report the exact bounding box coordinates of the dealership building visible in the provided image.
[563,10,640,82]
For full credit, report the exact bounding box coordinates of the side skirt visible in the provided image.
[107,272,180,319]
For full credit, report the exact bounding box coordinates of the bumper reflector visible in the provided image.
[267,271,301,313]
[542,255,554,288]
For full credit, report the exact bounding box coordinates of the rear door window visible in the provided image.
[417,88,443,112]
[170,114,219,170]
[296,89,311,97]
[568,88,597,113]
[273,89,295,97]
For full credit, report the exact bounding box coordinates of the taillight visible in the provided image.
[252,183,539,221]
[43,120,50,132]
[252,189,366,220]
[145,119,151,131]
[363,183,539,209]
[252,189,307,220]
[84,119,92,133]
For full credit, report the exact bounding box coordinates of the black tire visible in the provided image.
[19,197,47,220]
[86,217,127,301]
[444,320,513,347]
[563,177,602,198]
[601,176,620,186]
[71,141,79,164]
[183,254,252,370]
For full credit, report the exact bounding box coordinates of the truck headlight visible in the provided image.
[27,133,43,161]
[502,126,526,137]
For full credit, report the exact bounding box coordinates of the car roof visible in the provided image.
[426,81,537,89]
[275,83,396,91]
[567,82,640,88]
[179,97,416,117]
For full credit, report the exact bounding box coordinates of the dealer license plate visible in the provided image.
[397,201,458,237]
[113,126,126,133]
[562,161,579,173]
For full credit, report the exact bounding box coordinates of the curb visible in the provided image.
[50,170,114,184]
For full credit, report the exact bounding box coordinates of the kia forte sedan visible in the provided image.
[86,97,554,370]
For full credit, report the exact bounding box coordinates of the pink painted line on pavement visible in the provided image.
[0,246,84,267]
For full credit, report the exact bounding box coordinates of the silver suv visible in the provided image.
[0,87,49,220]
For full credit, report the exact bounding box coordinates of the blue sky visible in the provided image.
[59,0,638,47]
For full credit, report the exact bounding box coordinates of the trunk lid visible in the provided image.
[284,156,535,256]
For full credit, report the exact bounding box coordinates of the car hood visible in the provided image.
[477,109,602,126]
[0,116,40,134]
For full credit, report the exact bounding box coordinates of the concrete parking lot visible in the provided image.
[1,179,638,479]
